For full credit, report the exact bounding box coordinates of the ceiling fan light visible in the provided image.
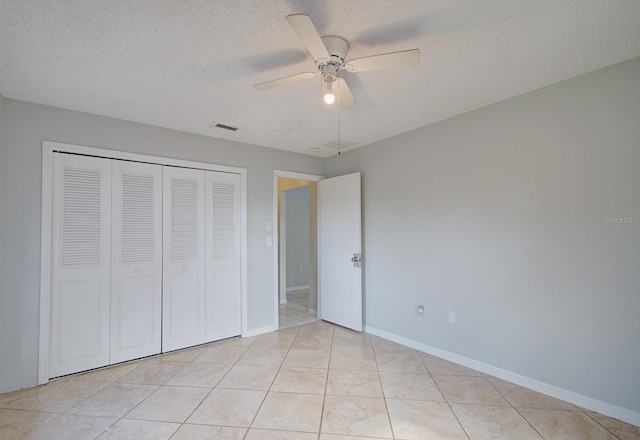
[324,92,336,105]
[324,80,336,104]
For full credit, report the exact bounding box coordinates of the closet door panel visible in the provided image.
[111,161,162,363]
[163,167,206,352]
[205,172,242,341]
[166,271,201,338]
[50,154,111,377]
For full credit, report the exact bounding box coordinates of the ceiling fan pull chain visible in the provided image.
[337,75,341,155]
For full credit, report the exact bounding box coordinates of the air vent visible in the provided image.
[212,123,239,132]
[322,139,358,150]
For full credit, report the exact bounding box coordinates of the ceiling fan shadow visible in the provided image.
[355,15,429,47]
[182,49,310,84]
[245,49,310,73]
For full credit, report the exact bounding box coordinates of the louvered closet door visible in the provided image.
[162,167,206,352]
[205,171,242,341]
[50,154,111,377]
[111,161,162,363]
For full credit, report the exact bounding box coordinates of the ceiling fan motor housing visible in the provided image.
[318,36,348,81]
[254,14,418,107]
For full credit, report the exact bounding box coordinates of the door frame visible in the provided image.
[272,170,324,328]
[278,190,288,305]
[39,140,248,384]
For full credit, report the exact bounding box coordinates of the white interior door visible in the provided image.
[319,172,363,331]
[205,171,241,341]
[111,161,162,363]
[50,153,111,377]
[162,166,206,352]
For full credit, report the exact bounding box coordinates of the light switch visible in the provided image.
[266,221,273,232]
[266,236,273,247]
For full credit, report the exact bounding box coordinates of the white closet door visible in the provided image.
[50,154,111,377]
[205,171,242,341]
[162,167,206,352]
[111,161,162,363]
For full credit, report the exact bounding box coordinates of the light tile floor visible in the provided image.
[279,290,319,329]
[1,321,639,439]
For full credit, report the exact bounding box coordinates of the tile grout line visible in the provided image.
[582,411,624,440]
[372,344,398,440]
[234,329,289,440]
[112,338,249,438]
[483,376,548,440]
[179,337,258,437]
[317,324,336,438]
[420,353,472,440]
[482,373,625,440]
[121,333,257,438]
[52,375,125,438]
[243,324,302,438]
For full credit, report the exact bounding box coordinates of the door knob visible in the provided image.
[351,253,362,267]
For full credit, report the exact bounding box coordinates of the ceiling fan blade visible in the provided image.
[253,72,318,91]
[344,49,421,73]
[286,14,330,61]
[336,77,356,108]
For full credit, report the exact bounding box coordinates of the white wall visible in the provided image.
[285,185,310,289]
[326,58,640,418]
[0,99,325,394]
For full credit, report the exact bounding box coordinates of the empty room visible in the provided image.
[0,1,639,439]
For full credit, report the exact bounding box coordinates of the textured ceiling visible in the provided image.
[1,1,639,157]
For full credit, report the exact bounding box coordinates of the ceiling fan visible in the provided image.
[254,14,421,108]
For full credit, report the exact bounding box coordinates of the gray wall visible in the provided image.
[0,93,6,389]
[326,58,640,415]
[285,185,310,289]
[0,99,325,393]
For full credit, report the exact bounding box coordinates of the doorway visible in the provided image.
[272,170,363,332]
[273,171,323,329]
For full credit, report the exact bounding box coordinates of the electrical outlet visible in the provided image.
[265,236,272,247]
[417,305,425,316]
[299,267,303,274]
[448,311,456,323]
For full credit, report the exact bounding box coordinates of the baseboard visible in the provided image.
[286,285,310,292]
[364,325,640,427]
[243,324,277,338]
[308,308,317,316]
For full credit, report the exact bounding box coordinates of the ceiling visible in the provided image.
[1,1,639,158]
